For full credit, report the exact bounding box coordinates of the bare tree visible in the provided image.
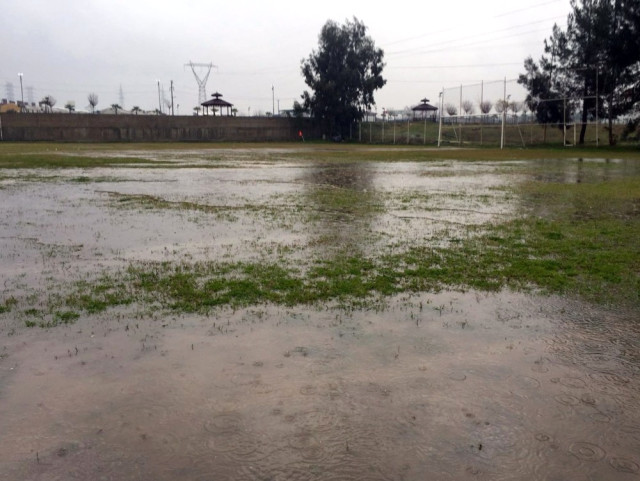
[88,93,99,113]
[39,95,56,113]
[461,100,475,117]
[510,101,522,121]
[479,100,492,116]
[445,103,458,116]
[494,99,507,114]
[478,100,493,145]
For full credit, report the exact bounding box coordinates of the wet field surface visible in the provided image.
[1,149,639,480]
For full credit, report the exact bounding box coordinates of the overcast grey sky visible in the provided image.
[1,0,572,114]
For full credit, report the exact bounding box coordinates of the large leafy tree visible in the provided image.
[519,0,640,145]
[301,17,386,138]
[518,26,573,140]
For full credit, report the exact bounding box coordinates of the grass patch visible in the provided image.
[0,153,167,169]
[58,173,638,314]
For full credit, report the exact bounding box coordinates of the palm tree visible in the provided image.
[193,106,201,116]
[64,101,75,113]
[131,106,141,115]
[111,103,122,115]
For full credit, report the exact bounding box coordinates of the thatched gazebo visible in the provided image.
[412,98,438,120]
[201,92,234,116]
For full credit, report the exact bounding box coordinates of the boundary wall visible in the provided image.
[0,114,315,142]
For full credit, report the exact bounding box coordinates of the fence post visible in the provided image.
[437,89,443,147]
[500,77,506,149]
[459,84,462,145]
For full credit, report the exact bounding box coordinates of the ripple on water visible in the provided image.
[554,393,581,406]
[589,411,612,423]
[294,408,348,434]
[287,428,335,465]
[568,441,606,462]
[511,375,541,391]
[608,457,640,474]
[535,433,551,442]
[203,412,244,435]
[559,377,587,389]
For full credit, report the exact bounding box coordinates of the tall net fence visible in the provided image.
[357,77,610,147]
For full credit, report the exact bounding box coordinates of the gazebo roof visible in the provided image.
[412,98,438,111]
[201,92,233,108]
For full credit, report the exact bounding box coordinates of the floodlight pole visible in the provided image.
[18,73,24,112]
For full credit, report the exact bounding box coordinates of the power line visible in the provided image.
[387,16,563,57]
[390,62,523,70]
[493,0,562,18]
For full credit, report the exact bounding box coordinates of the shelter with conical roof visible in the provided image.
[412,98,438,120]
[201,92,234,116]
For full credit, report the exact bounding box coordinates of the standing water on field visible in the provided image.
[1,148,639,480]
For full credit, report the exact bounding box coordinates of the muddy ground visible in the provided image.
[0,148,639,480]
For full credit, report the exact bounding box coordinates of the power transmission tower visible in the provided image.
[185,61,216,105]
[5,82,15,101]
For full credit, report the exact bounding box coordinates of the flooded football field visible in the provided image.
[0,147,639,480]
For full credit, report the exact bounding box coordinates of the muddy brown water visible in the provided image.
[1,153,639,480]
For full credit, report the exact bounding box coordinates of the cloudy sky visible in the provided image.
[1,0,572,114]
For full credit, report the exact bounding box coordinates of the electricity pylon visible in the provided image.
[185,61,216,106]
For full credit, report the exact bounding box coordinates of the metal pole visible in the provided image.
[459,84,462,145]
[423,115,427,145]
[480,80,483,145]
[407,120,410,144]
[563,96,567,146]
[18,73,24,112]
[157,80,162,114]
[595,65,599,147]
[272,85,275,117]
[500,78,506,149]
[170,80,175,116]
[393,121,396,144]
[437,89,443,147]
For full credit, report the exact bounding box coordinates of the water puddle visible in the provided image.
[1,293,638,480]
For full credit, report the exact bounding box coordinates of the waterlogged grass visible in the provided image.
[2,143,638,320]
[0,153,169,169]
[52,172,638,315]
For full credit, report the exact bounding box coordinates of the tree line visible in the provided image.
[299,2,638,145]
